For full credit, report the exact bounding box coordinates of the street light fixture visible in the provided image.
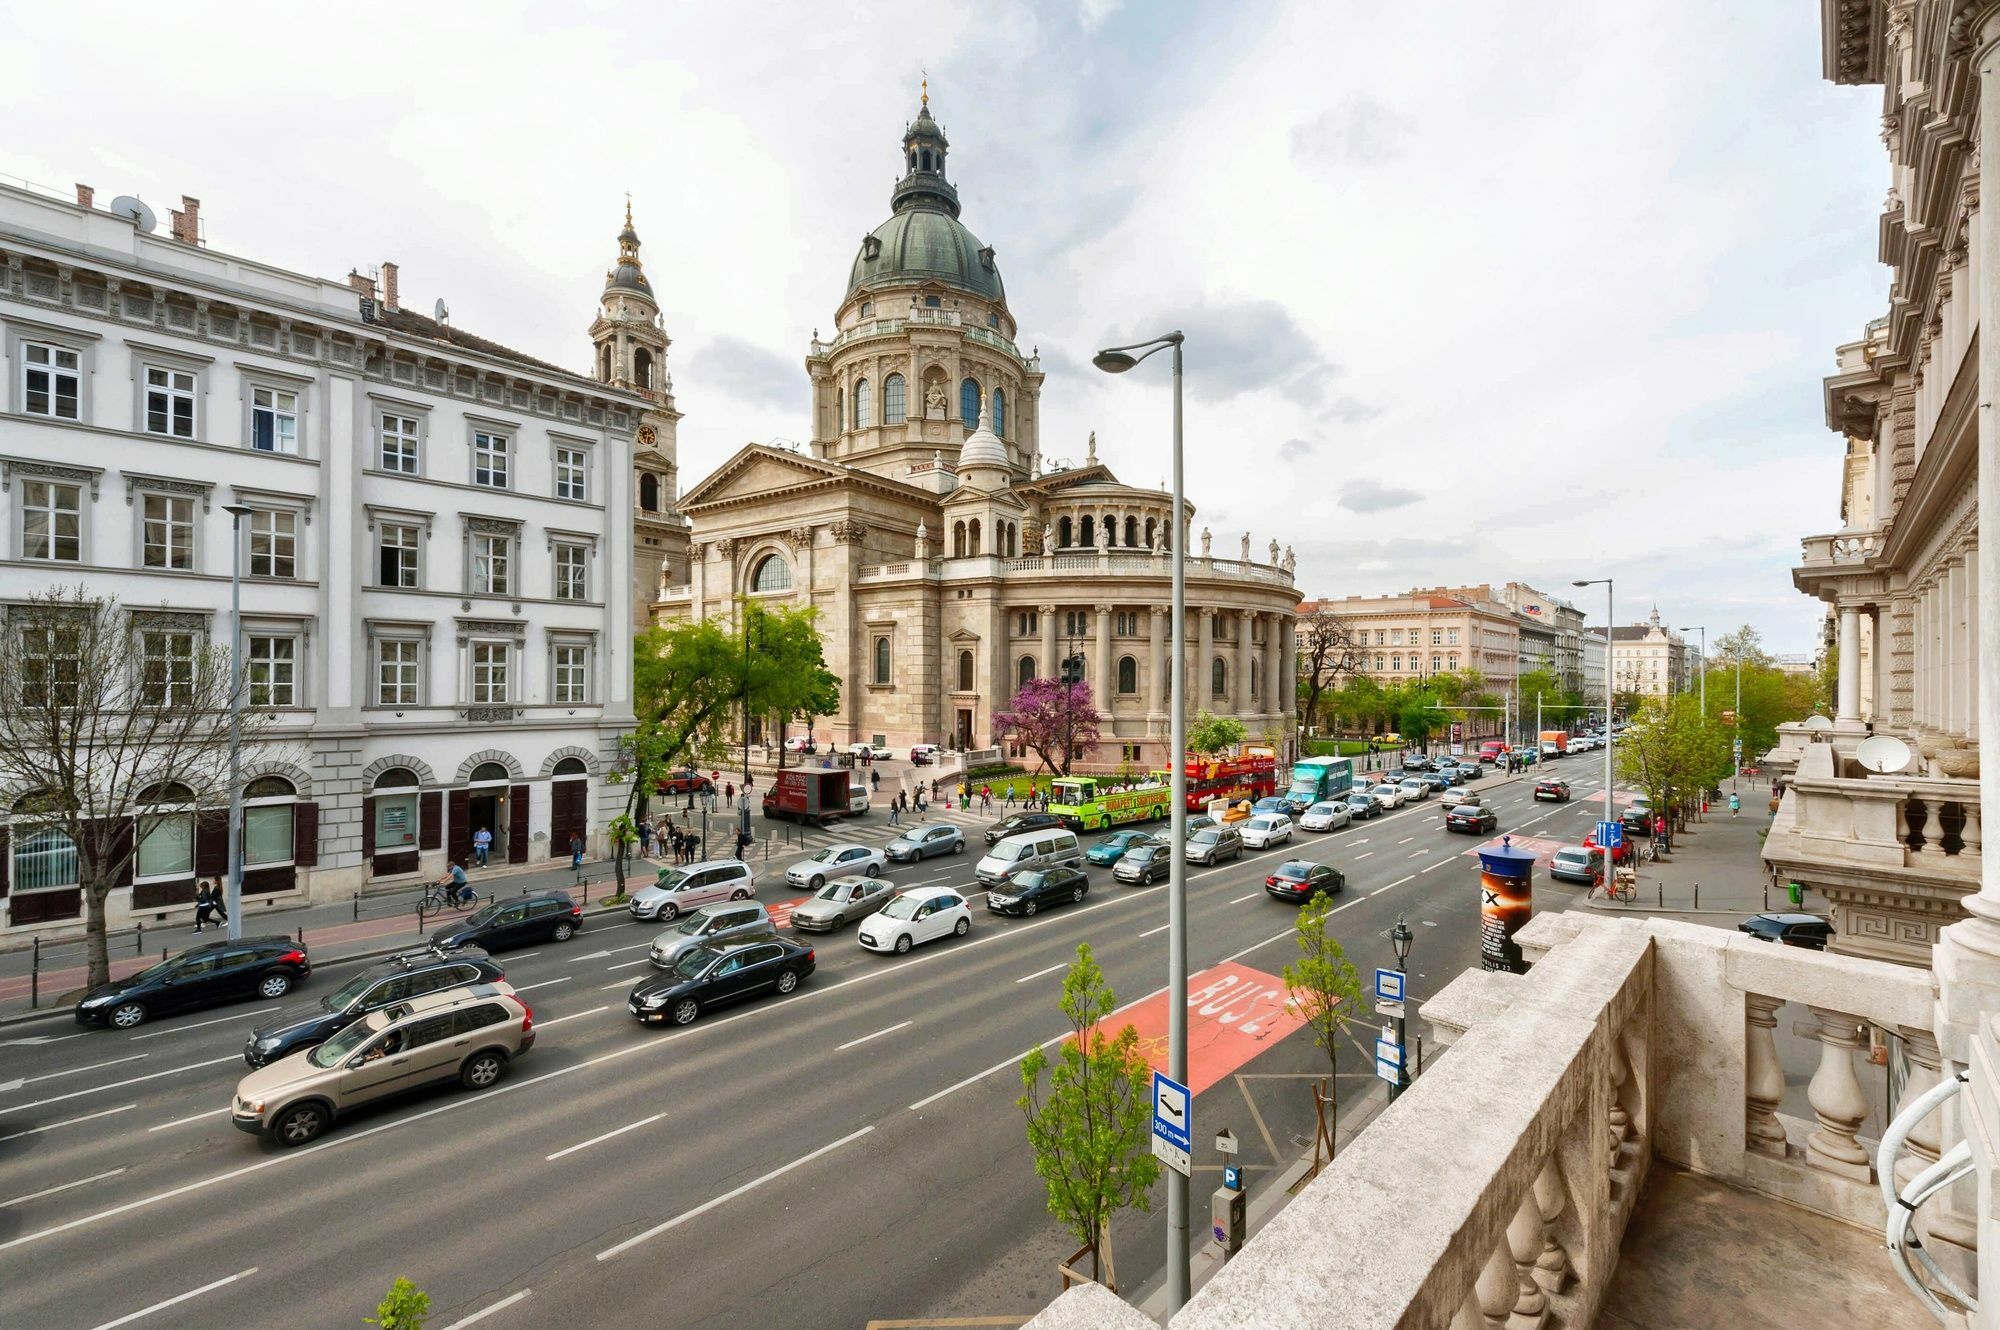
[1573,579,1615,826]
[222,503,253,941]
[1094,328,1191,1312]
[1388,915,1413,1104]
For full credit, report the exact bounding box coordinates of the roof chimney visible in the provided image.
[380,261,399,311]
[345,268,378,300]
[168,195,202,245]
[75,184,94,209]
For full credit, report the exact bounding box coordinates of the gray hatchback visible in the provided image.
[649,901,777,970]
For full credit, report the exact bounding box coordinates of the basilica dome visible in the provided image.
[844,97,1005,306]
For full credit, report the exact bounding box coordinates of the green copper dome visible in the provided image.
[844,98,1005,305]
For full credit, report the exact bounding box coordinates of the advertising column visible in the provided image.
[1477,838,1538,974]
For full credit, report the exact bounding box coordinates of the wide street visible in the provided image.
[0,758,1627,1329]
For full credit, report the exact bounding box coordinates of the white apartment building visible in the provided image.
[0,181,641,932]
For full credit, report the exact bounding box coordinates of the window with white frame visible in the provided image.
[139,628,197,707]
[554,445,587,501]
[21,343,81,420]
[472,430,510,488]
[378,522,420,588]
[242,775,296,867]
[553,542,587,601]
[21,480,82,561]
[247,634,297,707]
[249,509,297,579]
[134,782,196,881]
[1447,628,1460,645]
[473,532,511,596]
[19,623,81,709]
[377,638,421,706]
[140,493,195,570]
[11,823,78,893]
[250,386,298,453]
[552,643,588,703]
[379,413,420,473]
[470,641,510,703]
[144,366,197,438]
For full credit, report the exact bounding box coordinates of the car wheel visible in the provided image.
[658,903,678,923]
[953,917,970,937]
[1023,900,1038,917]
[810,874,825,891]
[776,969,799,994]
[1071,886,1085,903]
[552,921,576,942]
[894,934,913,955]
[672,999,700,1025]
[273,1101,328,1147]
[256,972,293,1000]
[109,1001,148,1030]
[951,840,964,854]
[461,1051,506,1089]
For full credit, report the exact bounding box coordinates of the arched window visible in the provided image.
[599,344,611,381]
[752,554,792,592]
[633,348,654,390]
[470,762,510,784]
[135,781,197,881]
[1118,655,1138,695]
[873,636,891,685]
[958,650,974,691]
[960,378,981,428]
[1018,655,1035,688]
[1003,523,1016,557]
[1124,517,1138,547]
[552,757,587,778]
[639,474,660,512]
[883,373,907,425]
[952,521,966,559]
[243,775,297,868]
[1103,518,1116,548]
[1145,517,1157,550]
[372,767,420,852]
[968,518,981,557]
[1058,516,1073,548]
[1080,515,1095,548]
[1211,657,1228,699]
[853,378,873,429]
[992,387,1006,437]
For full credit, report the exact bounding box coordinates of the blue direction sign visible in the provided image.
[1374,967,1405,1003]
[1150,1070,1192,1176]
[1596,820,1624,849]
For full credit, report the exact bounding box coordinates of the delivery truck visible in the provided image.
[762,769,861,826]
[1539,730,1569,758]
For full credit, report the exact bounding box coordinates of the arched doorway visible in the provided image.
[462,761,514,868]
[549,757,589,861]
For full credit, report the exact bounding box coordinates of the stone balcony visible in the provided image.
[1026,911,1945,1330]
[1795,526,1887,600]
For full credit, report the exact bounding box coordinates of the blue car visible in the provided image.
[1086,830,1160,867]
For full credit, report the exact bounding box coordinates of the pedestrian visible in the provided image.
[1729,792,1741,817]
[733,828,750,861]
[570,833,585,871]
[472,824,492,868]
[889,800,902,827]
[980,784,992,813]
[192,881,213,933]
[870,768,880,792]
[725,781,735,805]
[637,821,653,857]
[687,832,703,863]
[931,779,941,802]
[1005,782,1016,807]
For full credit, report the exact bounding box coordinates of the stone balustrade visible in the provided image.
[1800,529,1883,567]
[1768,742,1982,888]
[1023,912,1935,1329]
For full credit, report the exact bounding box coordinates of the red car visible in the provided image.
[656,768,715,796]
[1582,830,1632,865]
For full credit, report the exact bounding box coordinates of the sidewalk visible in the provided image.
[1564,797,1808,921]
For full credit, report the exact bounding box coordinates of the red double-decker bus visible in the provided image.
[1155,755,1277,812]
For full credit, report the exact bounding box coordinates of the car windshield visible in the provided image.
[325,970,384,1011]
[1011,872,1046,890]
[1128,846,1159,861]
[1308,803,1335,815]
[463,901,503,927]
[880,895,925,920]
[809,848,839,863]
[309,1014,385,1069]
[674,913,712,936]
[1193,830,1219,844]
[655,869,689,890]
[989,841,1027,862]
[672,948,720,980]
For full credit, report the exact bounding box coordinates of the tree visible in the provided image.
[1329,674,1386,734]
[1395,689,1447,749]
[1295,605,1364,735]
[994,678,1103,775]
[1617,694,1731,829]
[1714,624,1771,667]
[0,587,282,986]
[1185,709,1248,756]
[364,1278,430,1329]
[1018,943,1160,1289]
[1280,894,1365,1175]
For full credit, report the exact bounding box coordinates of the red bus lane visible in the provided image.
[1115,964,1308,1095]
[1459,834,1569,867]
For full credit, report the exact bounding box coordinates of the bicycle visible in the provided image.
[420,881,478,912]
[1590,872,1636,904]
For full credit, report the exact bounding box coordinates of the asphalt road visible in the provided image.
[0,760,1623,1329]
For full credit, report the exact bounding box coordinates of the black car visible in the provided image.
[243,946,502,1066]
[431,891,583,953]
[627,937,815,1026]
[1738,913,1833,951]
[984,810,1065,844]
[1457,762,1484,782]
[1343,792,1382,820]
[1383,768,1409,784]
[987,865,1091,917]
[1620,804,1655,836]
[1264,860,1345,903]
[75,936,311,1030]
[1445,804,1499,834]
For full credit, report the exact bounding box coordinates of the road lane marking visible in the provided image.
[1,1052,148,1089]
[1229,892,1260,904]
[3,1167,127,1209]
[599,978,636,990]
[1014,964,1065,984]
[1421,859,1452,873]
[836,1020,912,1052]
[603,941,654,954]
[129,1007,278,1041]
[546,1114,665,1161]
[147,1107,230,1133]
[0,1103,136,1142]
[595,1126,875,1261]
[436,1289,531,1330]
[590,922,638,932]
[1352,838,1368,844]
[3,1053,240,1113]
[1385,875,1415,888]
[1353,852,1374,860]
[513,977,572,993]
[1397,837,1415,845]
[1139,923,1171,939]
[534,1007,610,1028]
[88,1267,257,1330]
[0,1032,88,1047]
[508,951,543,960]
[1408,849,1428,858]
[605,959,652,970]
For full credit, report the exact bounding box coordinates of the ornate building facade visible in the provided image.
[653,98,1300,764]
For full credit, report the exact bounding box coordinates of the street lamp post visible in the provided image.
[222,503,253,940]
[1681,626,1707,718]
[1389,915,1413,1103]
[1573,580,1615,821]
[1095,329,1190,1312]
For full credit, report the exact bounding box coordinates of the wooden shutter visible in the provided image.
[508,784,530,864]
[550,781,586,859]
[104,817,136,888]
[0,827,8,897]
[361,797,375,860]
[292,802,319,868]
[420,791,443,851]
[448,789,471,863]
[194,810,229,879]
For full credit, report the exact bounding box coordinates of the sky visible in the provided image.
[1,0,1888,655]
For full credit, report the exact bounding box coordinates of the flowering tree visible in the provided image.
[995,678,1102,776]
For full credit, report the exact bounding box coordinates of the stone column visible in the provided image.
[1836,604,1863,726]
[1264,614,1283,724]
[1967,552,1981,741]
[1235,610,1254,717]
[1147,605,1166,734]
[1197,609,1215,713]
[1280,617,1297,727]
[1093,603,1112,709]
[1871,604,1888,726]
[1951,557,1970,736]
[1039,604,1056,681]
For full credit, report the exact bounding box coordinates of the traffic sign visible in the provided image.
[1214,1128,1239,1156]
[1223,1164,1243,1190]
[1374,967,1405,1003]
[1596,820,1624,849]
[1150,1070,1192,1176]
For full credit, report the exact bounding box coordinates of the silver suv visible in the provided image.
[649,901,777,970]
[630,860,756,923]
[231,981,532,1147]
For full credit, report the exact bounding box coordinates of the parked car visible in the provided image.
[848,742,894,760]
[1343,790,1383,820]
[1113,841,1174,885]
[1397,778,1431,803]
[788,876,896,934]
[656,768,715,796]
[1250,797,1293,821]
[648,901,777,969]
[1299,800,1352,832]
[1369,783,1406,810]
[1264,860,1345,903]
[1087,830,1161,866]
[885,822,966,862]
[987,865,1091,917]
[1240,814,1294,849]
[784,843,888,891]
[245,947,501,1067]
[1738,913,1833,951]
[628,861,756,924]
[1185,827,1244,865]
[858,888,973,954]
[629,937,815,1026]
[1534,779,1572,803]
[433,891,584,952]
[1549,845,1604,884]
[782,736,816,754]
[1581,829,1632,865]
[78,936,312,1031]
[1445,804,1498,834]
[985,810,1066,844]
[908,743,942,766]
[232,982,531,1146]
[1621,799,1656,836]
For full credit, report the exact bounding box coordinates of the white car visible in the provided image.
[1239,814,1294,850]
[628,860,757,923]
[848,742,893,760]
[1299,801,1352,832]
[784,843,888,891]
[857,887,972,955]
[783,736,816,753]
[1369,783,1405,810]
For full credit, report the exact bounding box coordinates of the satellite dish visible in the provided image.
[1801,714,1835,732]
[433,298,449,324]
[1856,734,1913,774]
[109,195,157,233]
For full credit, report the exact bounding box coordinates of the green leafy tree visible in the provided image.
[1186,710,1248,756]
[1396,690,1447,749]
[1331,673,1386,734]
[1617,694,1731,829]
[1018,943,1160,1288]
[364,1278,430,1330]
[1281,895,1365,1175]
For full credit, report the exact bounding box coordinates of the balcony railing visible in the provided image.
[1766,742,1982,886]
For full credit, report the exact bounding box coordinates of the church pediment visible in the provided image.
[680,443,944,515]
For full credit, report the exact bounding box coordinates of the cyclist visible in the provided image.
[436,858,474,908]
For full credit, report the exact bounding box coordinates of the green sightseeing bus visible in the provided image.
[1047,776,1172,832]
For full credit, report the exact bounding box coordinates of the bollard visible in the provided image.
[135,922,144,955]
[297,926,304,947]
[1763,881,1770,910]
[1693,882,1700,910]
[30,936,39,1009]
[353,891,360,922]
[1658,883,1664,908]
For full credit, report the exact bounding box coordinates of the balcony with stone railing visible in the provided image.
[1026,911,1944,1330]
[1796,526,1886,600]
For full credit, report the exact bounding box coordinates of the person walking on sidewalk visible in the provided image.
[1729,792,1741,816]
[888,800,902,827]
[1005,782,1016,808]
[193,880,220,933]
[733,828,751,861]
[870,768,880,793]
[472,825,493,868]
[637,821,653,857]
[570,833,584,871]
